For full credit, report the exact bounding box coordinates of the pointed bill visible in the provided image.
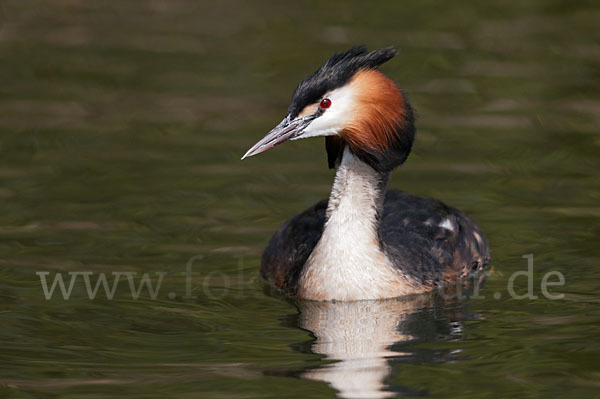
[241,114,317,160]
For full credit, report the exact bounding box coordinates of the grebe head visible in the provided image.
[242,46,415,173]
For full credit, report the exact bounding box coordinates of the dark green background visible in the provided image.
[1,0,599,397]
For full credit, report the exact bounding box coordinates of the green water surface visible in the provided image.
[1,1,599,398]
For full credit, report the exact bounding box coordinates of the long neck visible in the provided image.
[325,146,388,231]
[299,146,398,301]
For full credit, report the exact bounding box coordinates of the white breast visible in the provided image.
[298,147,418,301]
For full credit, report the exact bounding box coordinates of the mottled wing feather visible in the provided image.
[380,190,490,287]
[261,190,490,294]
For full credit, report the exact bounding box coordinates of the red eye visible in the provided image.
[319,98,332,109]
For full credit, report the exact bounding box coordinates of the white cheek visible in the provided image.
[294,85,356,139]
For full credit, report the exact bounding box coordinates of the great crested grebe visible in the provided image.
[242,46,490,301]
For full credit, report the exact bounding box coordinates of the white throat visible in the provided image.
[298,147,414,301]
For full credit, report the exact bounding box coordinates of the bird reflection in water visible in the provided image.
[296,282,481,398]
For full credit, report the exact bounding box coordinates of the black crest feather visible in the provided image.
[288,46,398,118]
